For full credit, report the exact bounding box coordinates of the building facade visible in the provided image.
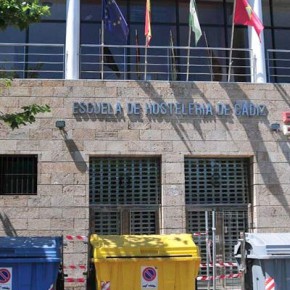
[1,0,290,289]
[1,79,290,289]
[1,0,290,83]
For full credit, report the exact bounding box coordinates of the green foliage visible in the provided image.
[0,104,51,130]
[0,1,51,129]
[0,78,12,88]
[0,0,50,30]
[0,69,19,79]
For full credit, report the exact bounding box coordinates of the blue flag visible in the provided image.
[102,0,129,42]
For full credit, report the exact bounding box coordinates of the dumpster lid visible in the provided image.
[244,233,290,258]
[0,236,62,258]
[90,234,200,260]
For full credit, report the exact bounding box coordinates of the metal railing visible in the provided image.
[80,44,253,82]
[0,43,65,79]
[0,43,254,82]
[267,49,290,83]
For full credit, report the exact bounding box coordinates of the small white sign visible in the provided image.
[141,266,158,289]
[0,267,12,290]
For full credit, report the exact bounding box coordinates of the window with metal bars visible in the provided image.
[185,158,250,206]
[89,157,161,235]
[185,158,251,288]
[0,155,37,195]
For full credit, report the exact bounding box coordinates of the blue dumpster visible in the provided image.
[0,236,62,290]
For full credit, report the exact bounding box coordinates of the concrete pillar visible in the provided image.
[248,0,267,83]
[65,0,80,79]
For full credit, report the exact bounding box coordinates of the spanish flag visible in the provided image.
[145,0,152,47]
[234,0,264,40]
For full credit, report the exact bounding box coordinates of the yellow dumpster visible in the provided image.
[90,233,200,290]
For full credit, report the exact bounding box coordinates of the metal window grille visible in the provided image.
[185,158,250,289]
[0,155,37,195]
[91,210,121,235]
[89,157,161,235]
[185,158,250,206]
[130,210,158,234]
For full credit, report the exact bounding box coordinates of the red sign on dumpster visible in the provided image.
[141,266,158,289]
[0,267,12,289]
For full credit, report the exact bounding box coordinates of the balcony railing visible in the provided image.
[0,43,65,79]
[267,49,290,83]
[2,43,288,83]
[80,44,253,82]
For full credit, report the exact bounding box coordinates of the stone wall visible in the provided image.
[0,79,290,289]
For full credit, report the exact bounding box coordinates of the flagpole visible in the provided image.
[144,0,151,81]
[203,31,213,82]
[228,0,237,82]
[135,29,140,80]
[101,19,104,80]
[186,26,192,82]
[170,30,178,81]
[144,46,148,80]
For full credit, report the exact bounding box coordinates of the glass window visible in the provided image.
[29,23,66,44]
[81,23,102,44]
[0,28,26,43]
[179,0,225,25]
[130,0,176,23]
[272,0,290,28]
[273,29,290,49]
[151,0,176,23]
[81,0,101,21]
[41,0,66,21]
[261,0,271,27]
[263,28,273,50]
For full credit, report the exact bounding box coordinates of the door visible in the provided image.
[185,157,251,289]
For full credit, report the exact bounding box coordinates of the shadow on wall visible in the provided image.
[136,81,219,153]
[137,80,290,220]
[57,129,88,173]
[136,81,237,152]
[0,212,18,237]
[274,83,290,107]
[220,82,290,219]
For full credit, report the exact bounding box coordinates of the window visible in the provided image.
[89,157,161,234]
[0,155,37,195]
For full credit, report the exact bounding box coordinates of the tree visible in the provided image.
[0,1,51,129]
[0,79,51,130]
[0,0,50,30]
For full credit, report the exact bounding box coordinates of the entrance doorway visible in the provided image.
[185,157,251,289]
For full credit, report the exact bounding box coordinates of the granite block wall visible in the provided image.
[0,79,289,289]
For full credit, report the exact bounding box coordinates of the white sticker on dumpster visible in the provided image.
[0,268,12,290]
[141,266,158,289]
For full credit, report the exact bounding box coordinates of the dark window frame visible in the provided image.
[0,155,38,195]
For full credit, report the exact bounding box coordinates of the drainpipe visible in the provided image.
[248,0,266,83]
[65,0,80,79]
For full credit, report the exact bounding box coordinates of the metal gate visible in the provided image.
[185,158,251,289]
[89,157,161,235]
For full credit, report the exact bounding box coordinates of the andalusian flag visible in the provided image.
[145,0,152,46]
[189,0,202,45]
[234,0,264,40]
